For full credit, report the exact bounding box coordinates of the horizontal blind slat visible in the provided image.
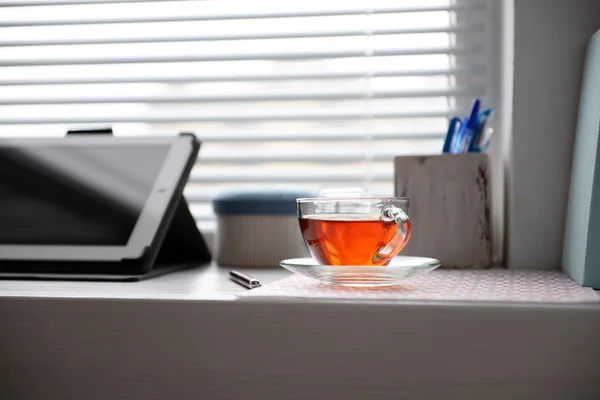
[0,109,458,125]
[0,25,485,47]
[0,45,484,67]
[0,88,483,105]
[196,149,441,164]
[0,3,486,27]
[193,215,215,223]
[184,188,393,203]
[189,171,394,184]
[196,131,446,142]
[0,0,169,5]
[0,66,486,86]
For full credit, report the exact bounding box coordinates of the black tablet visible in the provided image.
[0,135,197,264]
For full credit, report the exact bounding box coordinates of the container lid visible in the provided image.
[213,188,316,216]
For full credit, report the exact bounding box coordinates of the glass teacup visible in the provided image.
[297,197,411,266]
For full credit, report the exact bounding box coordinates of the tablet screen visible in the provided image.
[0,144,170,245]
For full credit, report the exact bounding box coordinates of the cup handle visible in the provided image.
[372,205,411,263]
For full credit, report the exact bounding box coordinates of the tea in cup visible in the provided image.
[297,198,410,266]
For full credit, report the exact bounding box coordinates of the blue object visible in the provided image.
[442,117,462,153]
[562,29,600,288]
[454,98,481,154]
[443,99,494,154]
[213,188,316,216]
[479,108,493,119]
[476,109,494,152]
[469,116,487,152]
[469,110,493,152]
[450,118,469,154]
[466,98,481,132]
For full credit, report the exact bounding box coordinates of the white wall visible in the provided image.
[508,0,600,269]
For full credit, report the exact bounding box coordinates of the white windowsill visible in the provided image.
[0,261,596,304]
[1,263,599,399]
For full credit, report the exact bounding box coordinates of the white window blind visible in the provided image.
[0,0,494,231]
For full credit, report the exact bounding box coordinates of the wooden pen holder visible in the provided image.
[394,153,491,268]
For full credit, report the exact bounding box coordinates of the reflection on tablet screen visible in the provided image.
[0,144,170,246]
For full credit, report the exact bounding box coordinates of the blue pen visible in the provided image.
[479,107,493,118]
[442,117,462,153]
[470,116,488,153]
[458,98,480,153]
[450,118,468,154]
[467,98,481,128]
[469,107,493,152]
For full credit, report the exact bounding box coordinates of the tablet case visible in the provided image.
[0,132,212,281]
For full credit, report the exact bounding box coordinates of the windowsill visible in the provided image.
[1,261,597,305]
[0,259,597,304]
[2,264,600,398]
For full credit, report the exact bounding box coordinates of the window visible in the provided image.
[0,0,494,232]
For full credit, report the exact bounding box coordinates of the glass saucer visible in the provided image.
[279,256,441,287]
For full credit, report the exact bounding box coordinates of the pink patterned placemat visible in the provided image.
[240,269,600,303]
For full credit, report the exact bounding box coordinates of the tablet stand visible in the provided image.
[150,196,212,276]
